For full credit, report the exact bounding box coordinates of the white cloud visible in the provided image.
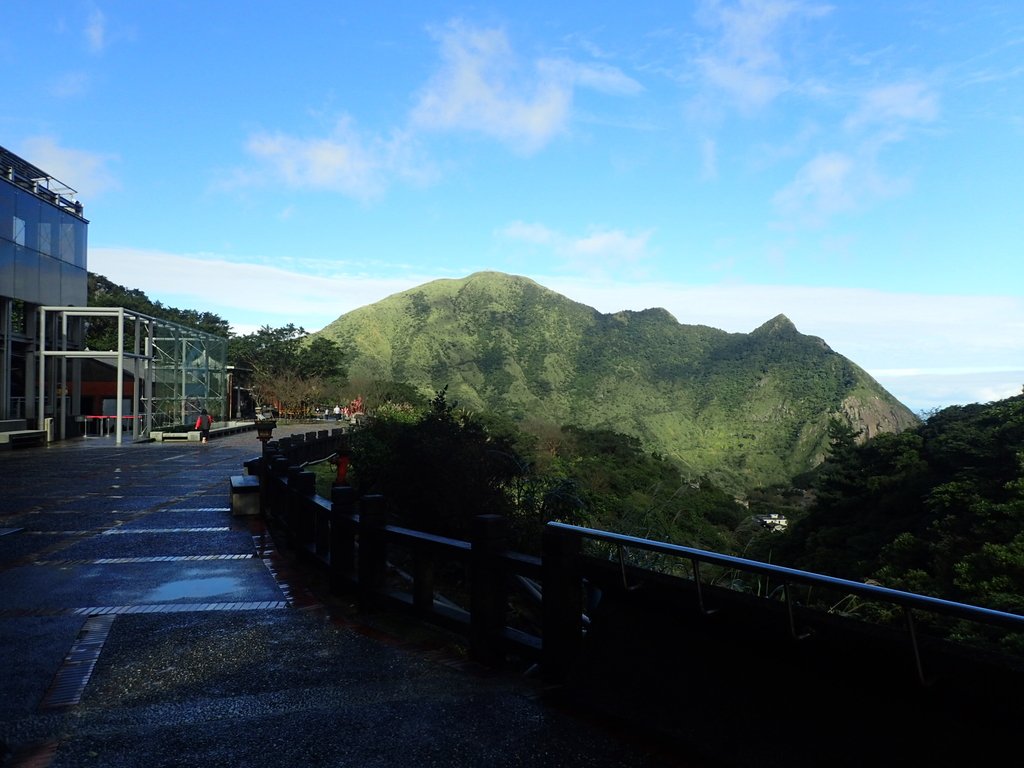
[845,81,939,133]
[569,229,652,266]
[498,221,558,245]
[539,59,644,96]
[238,118,428,200]
[694,0,833,111]
[50,71,90,98]
[772,146,911,226]
[89,247,416,333]
[18,136,119,198]
[872,370,1023,416]
[412,20,571,154]
[769,81,939,227]
[772,151,856,219]
[85,7,106,53]
[499,222,654,275]
[412,19,640,154]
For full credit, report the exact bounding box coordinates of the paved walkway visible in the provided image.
[0,428,695,768]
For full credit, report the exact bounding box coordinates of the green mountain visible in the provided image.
[317,271,918,491]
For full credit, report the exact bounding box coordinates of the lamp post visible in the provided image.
[255,419,276,451]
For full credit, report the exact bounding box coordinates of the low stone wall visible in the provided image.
[151,421,257,442]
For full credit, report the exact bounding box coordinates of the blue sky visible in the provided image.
[4,1,1022,414]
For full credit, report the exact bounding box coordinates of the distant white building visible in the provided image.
[756,513,789,532]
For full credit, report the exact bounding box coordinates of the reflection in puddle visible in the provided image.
[148,577,240,601]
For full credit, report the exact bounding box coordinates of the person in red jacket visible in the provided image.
[195,409,214,443]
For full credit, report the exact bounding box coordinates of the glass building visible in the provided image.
[2,145,226,444]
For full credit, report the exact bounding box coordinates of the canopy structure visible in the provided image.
[37,306,227,444]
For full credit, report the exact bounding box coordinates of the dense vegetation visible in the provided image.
[771,394,1024,621]
[343,387,754,557]
[229,323,347,415]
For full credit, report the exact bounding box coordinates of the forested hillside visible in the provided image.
[317,271,917,492]
[769,394,1024,622]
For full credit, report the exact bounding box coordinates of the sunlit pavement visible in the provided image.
[0,428,688,768]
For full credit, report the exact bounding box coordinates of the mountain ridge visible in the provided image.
[317,271,917,491]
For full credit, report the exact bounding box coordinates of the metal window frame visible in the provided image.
[36,306,226,444]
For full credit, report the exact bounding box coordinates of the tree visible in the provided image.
[349,387,527,540]
[86,273,232,349]
[228,325,346,414]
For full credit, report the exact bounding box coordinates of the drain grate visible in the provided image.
[0,601,288,619]
[40,614,116,709]
[101,527,230,534]
[71,601,288,615]
[35,554,256,566]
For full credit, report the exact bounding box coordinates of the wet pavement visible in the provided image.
[0,427,693,768]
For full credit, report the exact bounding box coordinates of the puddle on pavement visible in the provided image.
[147,576,241,601]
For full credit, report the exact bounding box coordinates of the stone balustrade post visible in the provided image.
[471,514,508,666]
[542,523,583,682]
[329,486,357,593]
[357,494,387,611]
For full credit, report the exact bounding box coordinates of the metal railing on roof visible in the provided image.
[1,145,84,218]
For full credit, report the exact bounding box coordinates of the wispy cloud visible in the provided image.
[88,247,417,334]
[499,221,654,275]
[772,150,857,221]
[772,79,938,224]
[700,136,719,180]
[412,19,641,154]
[19,136,119,197]
[845,81,939,132]
[236,118,430,200]
[694,0,833,112]
[50,71,90,98]
[232,19,641,199]
[85,7,106,53]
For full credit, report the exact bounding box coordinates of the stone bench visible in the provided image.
[0,429,47,450]
[152,423,256,442]
[152,431,201,442]
[230,474,261,516]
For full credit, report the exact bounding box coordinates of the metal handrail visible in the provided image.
[551,522,1024,684]
[548,521,1024,632]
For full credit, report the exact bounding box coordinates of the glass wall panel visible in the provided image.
[148,318,228,428]
[15,195,39,251]
[59,221,75,264]
[71,214,87,268]
[39,201,59,257]
[13,246,39,302]
[38,254,61,305]
[60,263,87,306]
[0,184,13,240]
[38,223,52,256]
[0,240,13,295]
